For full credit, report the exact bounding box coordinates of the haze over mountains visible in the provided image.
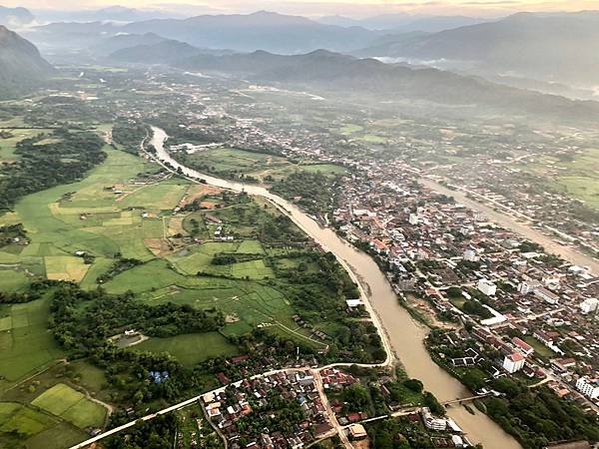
[318,14,486,32]
[3,5,599,107]
[19,7,598,92]
[355,11,599,88]
[0,5,34,27]
[108,42,599,124]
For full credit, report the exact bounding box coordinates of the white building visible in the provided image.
[580,298,598,315]
[463,248,480,262]
[408,213,420,225]
[518,280,538,295]
[503,353,525,373]
[575,377,599,400]
[477,279,497,296]
[421,407,447,431]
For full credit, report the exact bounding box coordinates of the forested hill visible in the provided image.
[0,25,54,97]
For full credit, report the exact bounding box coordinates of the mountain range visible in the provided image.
[33,6,182,23]
[27,11,380,54]
[109,44,599,124]
[354,11,599,88]
[318,14,486,32]
[110,36,232,63]
[0,25,53,96]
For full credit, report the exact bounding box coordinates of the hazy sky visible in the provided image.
[4,0,599,17]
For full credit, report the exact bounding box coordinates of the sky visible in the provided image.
[3,0,599,17]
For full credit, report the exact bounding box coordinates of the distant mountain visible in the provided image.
[110,39,231,64]
[91,32,167,56]
[33,6,182,23]
[24,21,119,51]
[165,49,599,123]
[0,6,34,27]
[354,11,599,87]
[318,13,485,32]
[0,25,53,96]
[121,11,378,54]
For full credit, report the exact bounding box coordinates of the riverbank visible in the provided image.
[149,126,522,449]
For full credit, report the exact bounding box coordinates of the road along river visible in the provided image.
[149,127,521,449]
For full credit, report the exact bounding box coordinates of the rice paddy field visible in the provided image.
[0,130,340,448]
[31,383,106,428]
[517,147,599,210]
[0,141,328,381]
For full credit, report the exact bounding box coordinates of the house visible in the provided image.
[579,298,598,315]
[512,337,534,357]
[348,424,368,440]
[533,287,559,305]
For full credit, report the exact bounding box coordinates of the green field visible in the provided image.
[519,148,599,210]
[523,336,555,359]
[31,383,106,428]
[0,298,64,389]
[0,129,52,163]
[0,402,57,436]
[134,332,239,366]
[183,147,346,183]
[339,124,364,135]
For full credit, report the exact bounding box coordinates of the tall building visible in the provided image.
[575,377,599,400]
[503,353,525,373]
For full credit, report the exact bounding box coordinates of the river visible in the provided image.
[149,127,522,449]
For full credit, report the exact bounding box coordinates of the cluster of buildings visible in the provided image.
[201,370,334,449]
[328,159,598,412]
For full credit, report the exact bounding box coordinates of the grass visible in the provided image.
[0,268,30,292]
[0,402,57,436]
[339,124,363,135]
[31,383,106,428]
[44,256,90,283]
[0,129,52,163]
[134,332,239,366]
[519,148,599,210]
[359,134,387,144]
[170,241,274,280]
[0,298,64,390]
[184,147,346,183]
[523,336,554,359]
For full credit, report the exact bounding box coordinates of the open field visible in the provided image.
[0,129,53,163]
[0,298,64,390]
[0,148,188,284]
[523,336,555,359]
[32,383,106,428]
[182,147,347,183]
[134,332,239,366]
[518,148,599,210]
